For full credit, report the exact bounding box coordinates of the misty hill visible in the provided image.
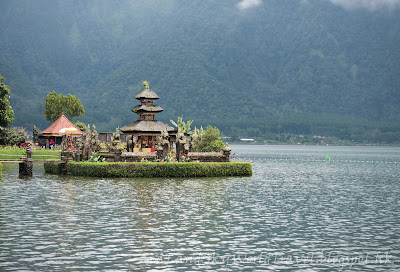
[1,0,399,142]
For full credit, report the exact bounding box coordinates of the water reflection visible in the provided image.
[0,146,399,271]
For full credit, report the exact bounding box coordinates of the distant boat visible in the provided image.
[240,138,255,142]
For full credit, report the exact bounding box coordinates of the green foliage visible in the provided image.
[99,142,108,151]
[0,127,27,146]
[2,1,400,143]
[0,74,14,128]
[192,126,224,152]
[43,91,60,122]
[43,91,85,122]
[170,116,194,134]
[63,161,252,178]
[74,120,87,132]
[161,153,174,162]
[88,152,105,162]
[43,161,63,174]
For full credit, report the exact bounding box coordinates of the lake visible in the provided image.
[0,145,399,271]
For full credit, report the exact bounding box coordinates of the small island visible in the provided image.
[43,82,252,178]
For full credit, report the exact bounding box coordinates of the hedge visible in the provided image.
[44,161,252,178]
[43,161,63,174]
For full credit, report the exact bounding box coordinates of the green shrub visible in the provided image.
[66,161,252,178]
[192,126,224,152]
[73,120,87,132]
[43,161,63,174]
[0,127,28,145]
[88,152,105,162]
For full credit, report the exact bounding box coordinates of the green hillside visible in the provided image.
[1,0,399,142]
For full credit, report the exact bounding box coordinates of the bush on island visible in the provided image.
[43,161,63,174]
[44,161,252,178]
[192,125,225,152]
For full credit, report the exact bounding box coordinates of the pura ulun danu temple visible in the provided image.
[121,82,175,153]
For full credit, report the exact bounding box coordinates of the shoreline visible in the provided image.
[227,142,400,147]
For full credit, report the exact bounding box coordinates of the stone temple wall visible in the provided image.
[70,149,230,163]
[121,152,157,162]
[185,152,229,162]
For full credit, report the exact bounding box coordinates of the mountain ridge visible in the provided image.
[1,0,399,142]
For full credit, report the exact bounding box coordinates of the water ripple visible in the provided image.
[0,146,399,271]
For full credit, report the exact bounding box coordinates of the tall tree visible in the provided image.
[0,74,14,128]
[43,91,85,122]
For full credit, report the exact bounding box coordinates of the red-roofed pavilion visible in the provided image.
[39,113,83,147]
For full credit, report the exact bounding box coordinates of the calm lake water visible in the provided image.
[0,145,399,271]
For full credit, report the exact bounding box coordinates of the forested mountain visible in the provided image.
[1,0,399,142]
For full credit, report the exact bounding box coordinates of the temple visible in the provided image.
[37,113,83,147]
[121,82,174,152]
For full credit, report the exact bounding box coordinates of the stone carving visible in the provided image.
[90,124,100,153]
[110,127,124,152]
[156,129,170,160]
[222,144,232,162]
[33,125,40,144]
[61,135,68,151]
[19,146,33,177]
[79,124,92,160]
[176,128,187,161]
[26,145,32,159]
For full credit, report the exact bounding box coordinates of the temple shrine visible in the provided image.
[37,113,83,147]
[121,82,175,152]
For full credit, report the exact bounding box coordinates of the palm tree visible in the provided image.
[170,116,193,134]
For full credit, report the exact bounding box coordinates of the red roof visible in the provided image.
[41,113,83,136]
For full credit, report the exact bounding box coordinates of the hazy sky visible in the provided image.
[329,0,400,10]
[236,0,262,10]
[236,0,400,11]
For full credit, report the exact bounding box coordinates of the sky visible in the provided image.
[329,0,400,10]
[236,0,262,10]
[236,0,400,11]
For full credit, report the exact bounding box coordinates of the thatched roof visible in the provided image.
[131,105,164,113]
[135,88,160,100]
[41,113,83,136]
[121,120,174,133]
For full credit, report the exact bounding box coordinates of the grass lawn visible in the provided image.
[0,147,61,160]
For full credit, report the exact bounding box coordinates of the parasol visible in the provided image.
[59,127,80,135]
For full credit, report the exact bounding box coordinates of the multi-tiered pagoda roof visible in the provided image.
[121,83,174,135]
